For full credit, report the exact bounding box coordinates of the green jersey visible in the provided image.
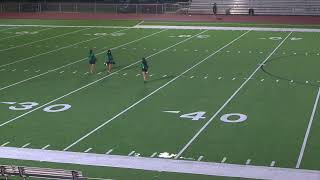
[89,53,96,62]
[107,53,113,61]
[141,62,148,70]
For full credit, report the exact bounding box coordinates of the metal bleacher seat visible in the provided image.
[187,0,320,15]
[0,165,85,180]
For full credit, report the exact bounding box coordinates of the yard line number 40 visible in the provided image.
[165,111,247,123]
[1,102,71,113]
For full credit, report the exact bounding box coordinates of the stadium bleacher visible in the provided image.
[188,0,320,15]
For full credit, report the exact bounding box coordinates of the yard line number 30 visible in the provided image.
[1,102,71,113]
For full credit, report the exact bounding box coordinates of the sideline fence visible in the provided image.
[0,2,189,14]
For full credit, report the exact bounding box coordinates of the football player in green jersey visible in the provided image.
[88,49,97,74]
[141,57,149,82]
[104,49,115,73]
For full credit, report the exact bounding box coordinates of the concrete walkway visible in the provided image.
[1,147,320,180]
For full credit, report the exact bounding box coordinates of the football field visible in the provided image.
[1,19,320,178]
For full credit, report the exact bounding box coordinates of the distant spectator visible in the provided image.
[212,3,217,17]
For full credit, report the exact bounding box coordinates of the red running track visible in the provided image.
[0,12,320,25]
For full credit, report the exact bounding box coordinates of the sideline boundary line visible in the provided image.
[142,21,320,27]
[0,30,206,127]
[174,31,293,159]
[63,30,249,151]
[0,147,320,180]
[296,87,320,168]
[0,24,320,32]
[0,29,166,91]
[135,25,320,32]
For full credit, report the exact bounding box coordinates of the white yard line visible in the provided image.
[1,147,320,180]
[0,27,52,41]
[128,151,135,156]
[0,27,91,52]
[41,144,50,150]
[135,21,145,26]
[197,156,204,161]
[296,87,320,169]
[21,143,30,148]
[0,29,166,91]
[0,28,129,68]
[63,30,249,151]
[0,30,205,128]
[135,25,320,33]
[174,32,292,159]
[150,152,157,158]
[143,21,320,27]
[163,111,180,114]
[0,142,10,147]
[105,149,113,155]
[84,148,92,153]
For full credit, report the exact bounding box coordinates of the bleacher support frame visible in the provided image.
[0,164,85,180]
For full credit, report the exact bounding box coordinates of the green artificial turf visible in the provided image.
[0,19,320,178]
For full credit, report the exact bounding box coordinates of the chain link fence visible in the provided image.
[0,2,190,14]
